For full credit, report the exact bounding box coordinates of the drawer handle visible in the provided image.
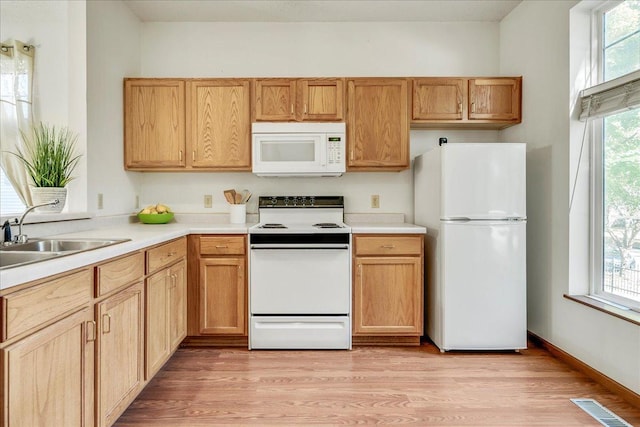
[381,245,396,249]
[86,320,96,342]
[290,103,294,114]
[167,251,177,257]
[102,314,111,334]
[215,245,228,249]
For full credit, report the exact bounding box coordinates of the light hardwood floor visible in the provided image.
[115,342,640,426]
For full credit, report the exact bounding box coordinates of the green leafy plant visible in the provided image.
[12,122,81,187]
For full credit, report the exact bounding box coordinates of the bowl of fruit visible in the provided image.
[137,204,174,224]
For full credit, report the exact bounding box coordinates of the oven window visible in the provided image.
[260,140,316,162]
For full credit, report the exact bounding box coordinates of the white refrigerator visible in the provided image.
[414,143,527,351]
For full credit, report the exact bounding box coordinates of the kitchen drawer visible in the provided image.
[147,237,187,273]
[200,235,246,255]
[96,251,145,296]
[2,268,93,341]
[354,235,423,256]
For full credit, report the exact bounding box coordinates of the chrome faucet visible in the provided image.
[14,199,59,244]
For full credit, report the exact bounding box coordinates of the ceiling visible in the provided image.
[123,0,523,23]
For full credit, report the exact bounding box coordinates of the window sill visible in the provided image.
[564,294,640,326]
[1,212,94,225]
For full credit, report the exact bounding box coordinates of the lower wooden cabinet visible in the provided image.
[186,235,248,345]
[199,257,246,335]
[168,260,187,350]
[96,282,144,427]
[352,234,424,345]
[145,259,187,379]
[1,307,95,427]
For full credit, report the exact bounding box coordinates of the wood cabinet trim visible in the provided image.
[199,235,246,255]
[146,237,187,274]
[3,268,93,342]
[96,251,145,297]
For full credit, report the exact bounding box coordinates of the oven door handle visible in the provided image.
[250,244,349,250]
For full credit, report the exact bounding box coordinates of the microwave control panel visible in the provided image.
[327,135,345,166]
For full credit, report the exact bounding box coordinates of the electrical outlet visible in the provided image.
[371,194,380,208]
[97,193,104,210]
[204,194,213,208]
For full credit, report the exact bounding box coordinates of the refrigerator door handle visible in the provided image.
[442,217,472,222]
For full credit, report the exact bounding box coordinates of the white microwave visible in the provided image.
[252,122,346,177]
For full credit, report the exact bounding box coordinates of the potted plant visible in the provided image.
[12,122,81,213]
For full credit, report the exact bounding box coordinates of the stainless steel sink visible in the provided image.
[0,238,130,270]
[1,238,125,253]
[0,251,62,269]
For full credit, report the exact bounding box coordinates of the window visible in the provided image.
[0,168,25,216]
[590,1,640,308]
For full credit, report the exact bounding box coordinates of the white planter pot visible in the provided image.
[30,187,67,213]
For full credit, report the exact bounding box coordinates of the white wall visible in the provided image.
[87,0,142,216]
[500,0,640,394]
[0,0,87,212]
[138,21,502,217]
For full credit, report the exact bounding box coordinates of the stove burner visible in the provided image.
[313,223,342,229]
[260,223,287,229]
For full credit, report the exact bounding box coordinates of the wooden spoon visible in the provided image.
[224,189,236,204]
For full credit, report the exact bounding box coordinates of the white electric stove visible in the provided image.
[248,196,351,350]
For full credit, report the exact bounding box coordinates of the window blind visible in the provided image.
[579,70,640,120]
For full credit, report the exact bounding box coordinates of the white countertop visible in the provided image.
[347,222,427,234]
[0,222,253,291]
[0,220,425,291]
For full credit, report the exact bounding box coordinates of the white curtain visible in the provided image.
[0,40,35,206]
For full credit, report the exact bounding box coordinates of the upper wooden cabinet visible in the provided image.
[412,77,522,129]
[412,78,464,121]
[187,79,251,170]
[124,78,252,171]
[346,78,410,171]
[468,78,521,121]
[254,78,344,122]
[124,79,186,169]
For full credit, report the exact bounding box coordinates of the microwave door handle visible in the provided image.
[320,137,327,167]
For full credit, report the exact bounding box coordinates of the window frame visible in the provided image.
[589,0,640,310]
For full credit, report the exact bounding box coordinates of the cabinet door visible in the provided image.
[188,80,251,169]
[97,282,144,427]
[199,257,246,335]
[124,79,186,169]
[145,270,169,380]
[168,260,187,350]
[468,77,521,121]
[254,79,296,121]
[347,79,409,170]
[353,256,422,335]
[2,308,94,427]
[412,78,465,120]
[299,79,344,121]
